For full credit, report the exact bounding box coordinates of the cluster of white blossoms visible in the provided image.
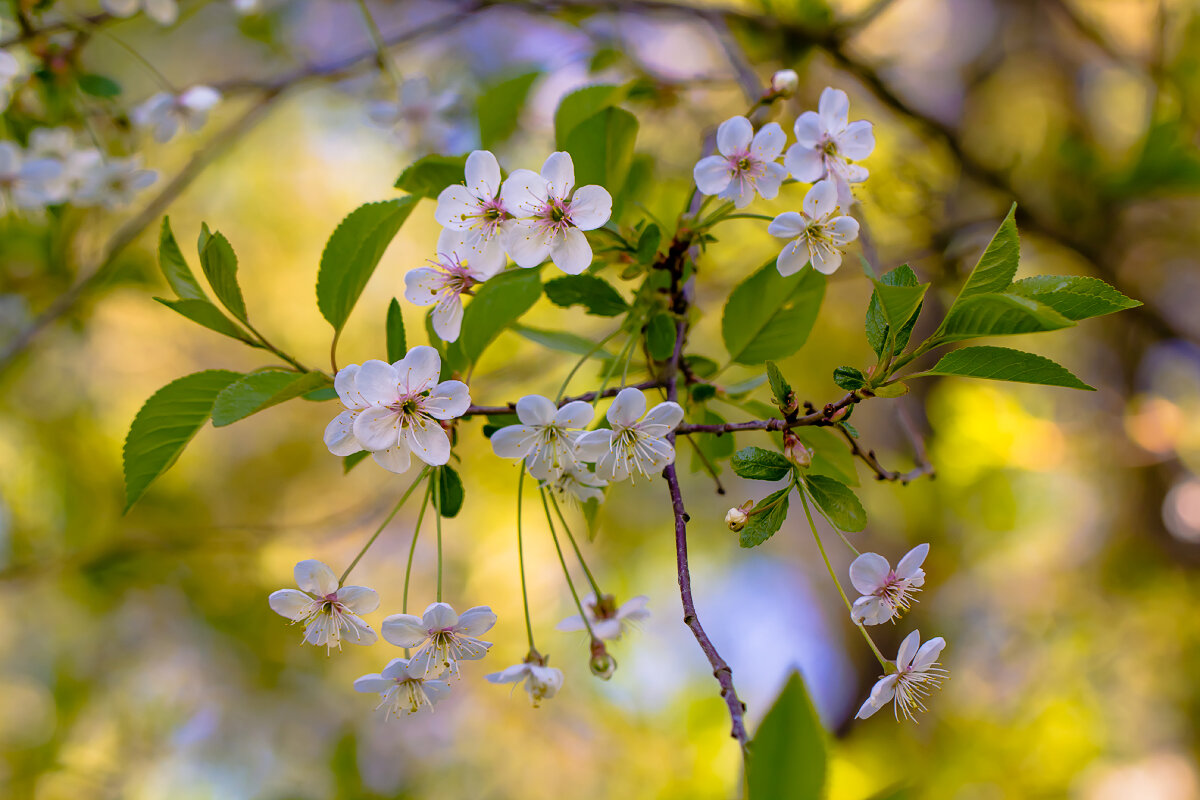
[693,86,872,277]
[131,85,222,143]
[101,0,180,25]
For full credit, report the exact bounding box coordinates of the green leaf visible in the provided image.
[870,275,928,352]
[740,487,791,548]
[554,83,626,148]
[317,198,418,333]
[722,260,825,365]
[731,446,792,481]
[564,106,639,199]
[954,204,1019,301]
[684,355,719,378]
[690,410,734,473]
[724,373,768,398]
[865,264,922,357]
[158,217,206,300]
[386,298,407,362]
[123,370,242,511]
[543,275,628,316]
[636,224,661,265]
[435,465,465,518]
[833,366,867,391]
[459,268,542,363]
[1007,275,1141,321]
[690,383,717,402]
[747,671,827,800]
[154,298,254,344]
[804,475,866,532]
[212,370,334,427]
[78,73,121,97]
[646,313,676,361]
[478,71,541,149]
[923,345,1095,390]
[393,154,469,199]
[937,292,1075,343]
[766,361,793,410]
[199,231,248,323]
[512,324,614,361]
[304,387,338,402]
[873,382,909,397]
[794,427,858,487]
[343,451,369,473]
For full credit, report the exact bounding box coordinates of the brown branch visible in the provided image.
[834,422,934,485]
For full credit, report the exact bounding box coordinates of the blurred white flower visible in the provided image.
[725,505,749,531]
[73,155,157,209]
[770,68,799,97]
[557,593,650,641]
[404,229,503,342]
[849,543,929,626]
[767,179,859,276]
[231,0,260,13]
[27,127,102,203]
[132,86,222,143]
[102,0,179,26]
[856,630,947,721]
[268,559,379,650]
[434,149,511,274]
[544,462,607,506]
[490,394,594,480]
[0,49,24,111]
[381,601,497,677]
[692,115,787,209]
[0,142,63,214]
[486,658,564,707]
[575,387,683,482]
[784,86,875,206]
[354,657,452,717]
[500,151,612,275]
[367,76,458,154]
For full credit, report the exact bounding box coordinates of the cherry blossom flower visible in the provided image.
[405,229,504,342]
[366,76,458,154]
[849,543,929,626]
[767,179,859,276]
[354,657,452,717]
[349,347,471,470]
[490,394,594,480]
[725,504,750,531]
[0,49,23,111]
[0,142,63,213]
[575,387,683,482]
[486,658,564,707]
[557,593,650,641]
[856,630,947,721]
[73,156,157,209]
[131,86,222,143]
[770,68,799,97]
[28,127,101,203]
[381,601,497,677]
[102,0,179,26]
[692,115,787,209]
[434,149,511,275]
[544,462,607,506]
[500,151,612,275]
[784,86,875,206]
[268,559,379,650]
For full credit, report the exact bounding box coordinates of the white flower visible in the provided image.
[231,0,260,13]
[73,156,157,209]
[434,149,511,275]
[500,151,612,275]
[0,142,63,213]
[268,559,379,650]
[131,86,222,143]
[767,179,860,276]
[486,660,564,707]
[102,0,179,25]
[404,229,502,343]
[0,49,24,111]
[784,87,875,207]
[556,593,650,641]
[347,347,471,470]
[692,116,787,209]
[855,630,947,721]
[490,394,595,480]
[849,543,929,626]
[544,462,608,506]
[381,601,497,677]
[366,76,458,155]
[770,68,799,96]
[354,657,452,717]
[575,387,683,482]
[27,127,101,203]
[725,506,748,531]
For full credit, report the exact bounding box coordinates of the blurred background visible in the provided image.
[2,0,1199,797]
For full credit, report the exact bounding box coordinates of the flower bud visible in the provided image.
[783,432,813,467]
[770,69,799,97]
[725,507,748,531]
[589,638,618,680]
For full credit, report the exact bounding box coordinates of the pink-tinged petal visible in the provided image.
[465,149,501,199]
[896,543,930,580]
[295,559,338,597]
[554,400,594,428]
[785,144,825,182]
[434,184,478,229]
[452,635,493,660]
[425,380,470,419]
[372,443,412,474]
[720,174,756,209]
[516,394,557,426]
[549,227,593,274]
[911,636,946,671]
[693,155,732,195]
[555,614,587,632]
[541,151,575,200]
[381,657,414,681]
[355,359,401,405]
[755,162,787,200]
[768,211,806,239]
[400,416,451,466]
[499,169,547,216]
[491,425,539,459]
[751,122,786,161]
[849,552,891,595]
[895,630,922,670]
[468,233,508,279]
[776,240,809,277]
[324,409,363,456]
[435,227,476,263]
[501,219,553,268]
[268,589,312,621]
[381,614,429,647]
[404,267,444,307]
[574,430,613,461]
[642,401,683,431]
[486,664,531,684]
[430,295,464,341]
[423,602,459,630]
[818,87,850,134]
[803,179,839,220]
[353,675,392,693]
[334,364,366,409]
[792,110,823,147]
[810,246,842,275]
[716,115,753,155]
[828,215,860,243]
[837,120,875,160]
[338,586,379,614]
[353,406,401,451]
[395,345,442,394]
[608,386,647,427]
[856,675,898,718]
[851,595,889,626]
[844,163,869,183]
[456,606,498,636]
[568,185,612,230]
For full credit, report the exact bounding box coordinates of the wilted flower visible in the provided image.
[434,149,511,275]
[102,0,179,25]
[575,387,683,482]
[856,630,947,721]
[405,229,504,342]
[131,86,222,142]
[485,653,564,707]
[767,179,859,276]
[354,657,452,717]
[557,593,650,641]
[783,431,814,466]
[490,394,595,480]
[692,115,787,209]
[849,543,929,626]
[73,156,157,209]
[784,86,874,206]
[268,559,379,650]
[381,601,497,677]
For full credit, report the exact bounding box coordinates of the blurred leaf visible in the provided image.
[690,410,734,474]
[512,324,614,361]
[1117,119,1200,195]
[554,83,626,148]
[460,268,542,363]
[212,370,333,427]
[544,274,628,316]
[154,297,254,344]
[1008,275,1141,321]
[794,427,858,487]
[685,354,720,378]
[952,205,1019,302]
[435,465,464,517]
[724,373,768,397]
[343,451,369,473]
[565,106,639,199]
[937,293,1074,343]
[722,261,825,364]
[158,217,205,300]
[482,413,519,439]
[646,313,676,361]
[874,382,909,397]
[317,198,418,334]
[394,154,468,198]
[865,264,923,358]
[922,345,1095,390]
[78,73,121,97]
[746,670,827,800]
[386,297,407,362]
[740,487,791,547]
[636,223,661,265]
[304,387,338,401]
[833,366,867,391]
[123,370,241,511]
[804,475,866,532]
[478,71,541,149]
[731,446,791,481]
[199,230,248,323]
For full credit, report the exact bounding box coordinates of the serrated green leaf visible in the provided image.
[646,313,676,361]
[937,292,1075,343]
[158,217,206,301]
[833,366,866,391]
[212,370,333,427]
[804,475,866,532]
[871,276,928,333]
[435,465,464,518]
[955,204,1019,301]
[199,231,248,323]
[1008,275,1141,320]
[460,268,542,363]
[511,324,615,361]
[393,153,469,198]
[766,361,792,410]
[747,671,827,800]
[317,198,418,333]
[794,427,858,487]
[731,446,792,481]
[740,487,791,547]
[866,264,921,357]
[722,260,825,364]
[543,274,627,316]
[154,298,254,344]
[386,298,407,362]
[922,345,1095,390]
[478,71,540,150]
[554,83,626,149]
[123,370,242,511]
[564,106,638,200]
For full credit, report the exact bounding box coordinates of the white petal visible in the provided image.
[144,0,179,25]
[516,394,557,426]
[102,0,140,16]
[608,387,646,427]
[895,543,930,580]
[818,87,850,134]
[381,657,414,680]
[381,614,428,647]
[404,268,443,308]
[268,589,312,621]
[338,586,380,614]
[355,359,401,405]
[540,151,575,199]
[803,179,839,220]
[491,425,539,459]
[751,122,786,161]
[555,614,587,632]
[486,664,531,684]
[430,296,464,341]
[720,175,756,209]
[423,602,459,629]
[354,406,401,451]
[785,144,825,182]
[792,110,824,147]
[395,346,442,394]
[372,443,412,474]
[592,618,623,640]
[554,401,594,429]
[501,219,552,268]
[549,227,593,274]
[911,636,946,671]
[811,246,842,275]
[435,184,479,230]
[568,185,612,231]
[855,675,897,718]
[849,552,890,595]
[574,430,613,461]
[465,149,501,199]
[641,401,683,431]
[324,410,363,456]
[776,240,809,277]
[851,596,890,626]
[768,211,806,239]
[845,163,869,184]
[754,162,787,200]
[354,676,393,694]
[425,380,470,419]
[828,216,860,243]
[400,416,451,466]
[838,120,875,160]
[468,233,508,278]
[180,85,220,112]
[617,595,651,621]
[499,169,547,216]
[715,115,753,155]
[455,606,497,636]
[295,560,338,597]
[895,630,922,670]
[693,155,732,195]
[334,364,366,409]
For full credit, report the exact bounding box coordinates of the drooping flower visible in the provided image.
[0,142,62,213]
[131,86,222,143]
[544,462,608,506]
[268,559,379,650]
[784,87,875,206]
[490,394,595,480]
[434,149,511,275]
[381,601,497,677]
[101,0,179,26]
[500,151,612,275]
[349,347,471,470]
[849,543,929,626]
[405,228,504,342]
[354,657,452,717]
[575,387,683,482]
[73,156,157,209]
[556,593,650,641]
[485,654,564,707]
[692,115,787,209]
[856,630,947,721]
[767,179,859,276]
